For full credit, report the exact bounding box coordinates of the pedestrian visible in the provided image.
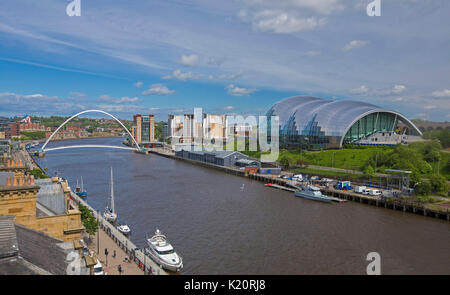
[118,264,122,275]
[113,250,116,258]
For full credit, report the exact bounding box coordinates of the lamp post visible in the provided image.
[332,151,335,168]
[97,210,100,255]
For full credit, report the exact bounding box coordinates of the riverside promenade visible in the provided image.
[71,192,168,275]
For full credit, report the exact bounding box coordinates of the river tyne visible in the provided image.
[36,137,450,275]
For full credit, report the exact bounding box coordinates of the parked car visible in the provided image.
[93,260,105,275]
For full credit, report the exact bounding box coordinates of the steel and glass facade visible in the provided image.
[267,96,422,149]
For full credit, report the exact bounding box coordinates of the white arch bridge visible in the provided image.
[39,110,142,154]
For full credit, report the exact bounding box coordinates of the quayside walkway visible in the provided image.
[71,192,167,275]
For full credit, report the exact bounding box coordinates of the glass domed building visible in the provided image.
[267,96,422,149]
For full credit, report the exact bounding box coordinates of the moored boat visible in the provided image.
[103,167,117,223]
[294,185,333,203]
[117,224,131,235]
[145,229,183,272]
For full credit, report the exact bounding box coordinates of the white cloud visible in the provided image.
[432,89,450,98]
[241,0,344,15]
[349,85,369,94]
[218,70,243,80]
[180,54,199,67]
[224,105,235,110]
[226,84,257,96]
[343,40,369,51]
[162,69,202,81]
[142,84,176,96]
[99,95,140,104]
[134,81,143,88]
[392,84,406,94]
[252,12,326,34]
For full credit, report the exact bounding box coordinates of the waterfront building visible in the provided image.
[203,114,228,143]
[267,96,423,149]
[175,148,250,167]
[161,123,169,141]
[0,117,20,139]
[168,114,183,143]
[131,114,155,144]
[18,115,51,132]
[0,157,83,243]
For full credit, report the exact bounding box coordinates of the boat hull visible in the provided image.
[145,248,183,272]
[294,191,332,202]
[76,191,87,197]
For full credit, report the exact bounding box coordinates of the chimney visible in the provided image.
[19,160,23,167]
[7,159,11,167]
[30,175,35,185]
[6,176,11,186]
[18,176,23,186]
[13,176,18,186]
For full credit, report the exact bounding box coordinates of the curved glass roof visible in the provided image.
[267,96,421,138]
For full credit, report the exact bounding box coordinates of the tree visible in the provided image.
[363,165,375,177]
[415,181,431,196]
[424,150,441,163]
[78,204,99,236]
[429,174,448,194]
[279,155,294,169]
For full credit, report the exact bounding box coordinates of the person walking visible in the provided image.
[118,264,123,275]
[113,250,116,258]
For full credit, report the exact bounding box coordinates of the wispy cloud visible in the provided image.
[142,84,175,96]
[343,40,369,51]
[226,84,256,96]
[432,89,450,98]
[98,95,140,104]
[162,69,202,81]
[179,54,199,67]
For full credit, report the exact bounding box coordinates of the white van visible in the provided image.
[354,186,366,193]
[369,189,382,196]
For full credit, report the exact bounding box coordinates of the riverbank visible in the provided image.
[147,147,450,221]
[16,148,167,275]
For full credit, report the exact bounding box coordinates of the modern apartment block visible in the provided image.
[131,114,155,144]
[168,112,255,145]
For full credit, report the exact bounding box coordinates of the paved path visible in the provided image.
[89,229,144,275]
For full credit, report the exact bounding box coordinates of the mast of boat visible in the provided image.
[110,167,115,214]
[81,176,84,191]
[76,179,79,188]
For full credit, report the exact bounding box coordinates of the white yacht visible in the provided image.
[103,167,117,223]
[117,224,131,235]
[146,229,183,272]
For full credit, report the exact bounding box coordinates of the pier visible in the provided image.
[71,192,168,275]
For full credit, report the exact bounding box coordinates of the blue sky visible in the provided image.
[0,0,449,122]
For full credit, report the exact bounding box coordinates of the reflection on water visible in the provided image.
[36,137,450,274]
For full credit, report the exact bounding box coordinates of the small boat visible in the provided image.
[294,185,333,203]
[117,224,131,235]
[103,167,117,223]
[75,177,87,197]
[146,229,183,272]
